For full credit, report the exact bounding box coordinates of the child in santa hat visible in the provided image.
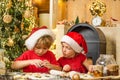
[11,26,62,73]
[58,32,93,73]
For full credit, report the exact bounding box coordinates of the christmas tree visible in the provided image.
[0,0,35,68]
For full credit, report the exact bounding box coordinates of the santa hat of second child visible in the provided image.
[61,32,88,55]
[25,26,55,50]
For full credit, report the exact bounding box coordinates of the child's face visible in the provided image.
[34,44,48,56]
[61,42,76,58]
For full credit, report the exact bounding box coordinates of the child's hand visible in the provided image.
[41,60,51,69]
[88,65,94,72]
[63,64,71,72]
[30,59,43,67]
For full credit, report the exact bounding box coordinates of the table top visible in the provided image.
[1,72,120,80]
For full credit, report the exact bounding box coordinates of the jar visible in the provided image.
[92,65,103,77]
[96,54,116,66]
[96,54,119,76]
[106,64,119,76]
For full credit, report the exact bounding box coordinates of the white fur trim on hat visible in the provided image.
[61,35,83,53]
[25,29,55,50]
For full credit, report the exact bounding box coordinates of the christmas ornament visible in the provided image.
[22,35,28,40]
[90,0,106,16]
[24,10,31,18]
[14,26,20,32]
[7,38,14,47]
[3,14,12,23]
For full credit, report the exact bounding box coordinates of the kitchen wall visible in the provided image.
[57,0,120,25]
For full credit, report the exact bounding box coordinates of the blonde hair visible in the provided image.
[35,35,54,49]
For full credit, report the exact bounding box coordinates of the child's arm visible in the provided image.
[11,60,31,70]
[83,58,93,72]
[41,60,62,71]
[49,63,62,71]
[11,59,43,70]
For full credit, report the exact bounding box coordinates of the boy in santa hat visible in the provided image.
[58,32,93,73]
[11,26,62,73]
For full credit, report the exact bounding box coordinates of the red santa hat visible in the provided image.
[25,26,55,50]
[61,32,88,55]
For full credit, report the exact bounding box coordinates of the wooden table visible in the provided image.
[1,72,120,80]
